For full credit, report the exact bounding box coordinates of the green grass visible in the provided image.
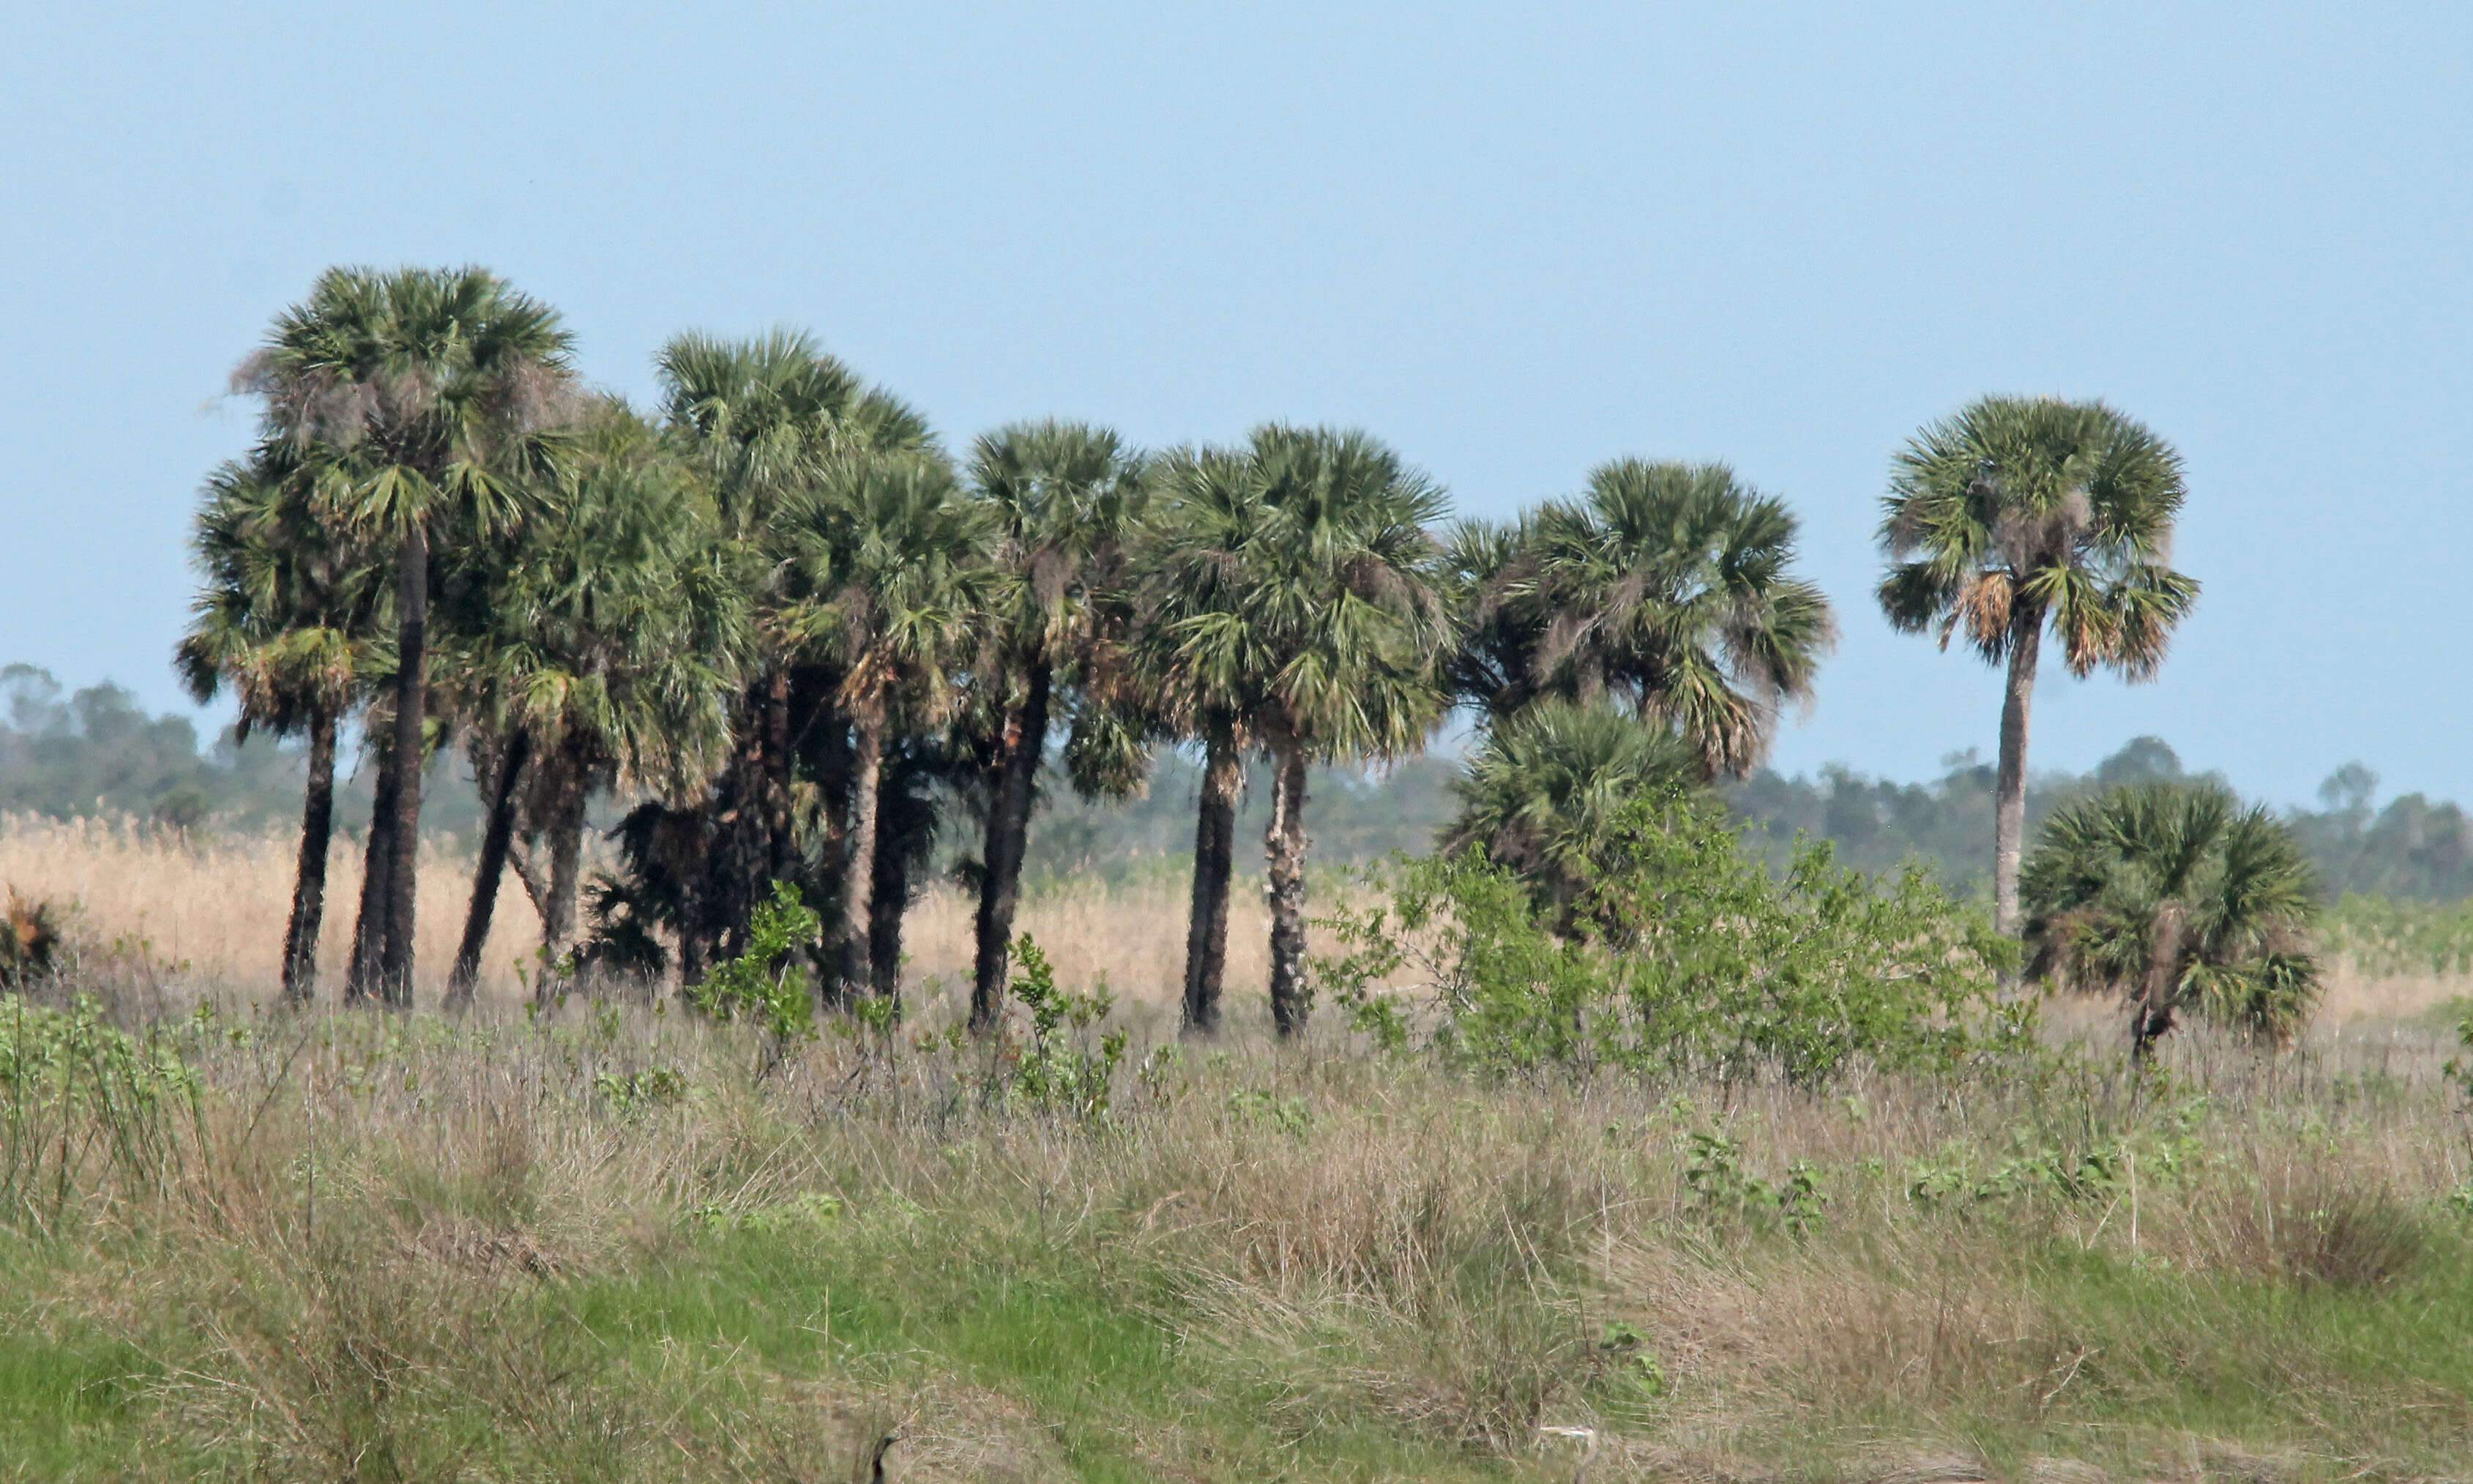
[0,996,2468,1480]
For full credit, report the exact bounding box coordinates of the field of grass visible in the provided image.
[4,821,2473,1481]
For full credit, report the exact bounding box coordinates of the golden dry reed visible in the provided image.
[0,815,1281,1010]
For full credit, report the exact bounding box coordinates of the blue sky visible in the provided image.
[4,3,2466,805]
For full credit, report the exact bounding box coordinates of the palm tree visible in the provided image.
[435,398,745,1007]
[1142,426,1454,1037]
[176,443,385,1004]
[2022,779,2321,1053]
[963,420,1146,1030]
[239,266,578,1004]
[783,450,1003,1007]
[1878,396,2201,935]
[656,330,934,958]
[1475,460,1835,778]
[1444,698,1702,934]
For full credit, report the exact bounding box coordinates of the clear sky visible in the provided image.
[4,3,2465,805]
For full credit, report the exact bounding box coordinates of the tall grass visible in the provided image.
[4,822,2473,1479]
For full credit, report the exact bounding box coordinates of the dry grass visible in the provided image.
[0,817,1285,1013]
[7,821,2473,1479]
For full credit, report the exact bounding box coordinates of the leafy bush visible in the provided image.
[1002,936,1126,1118]
[1315,791,2018,1082]
[684,881,818,1048]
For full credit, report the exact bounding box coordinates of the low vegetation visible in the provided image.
[0,955,2463,1482]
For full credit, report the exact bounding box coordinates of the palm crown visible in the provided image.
[1878,396,2197,678]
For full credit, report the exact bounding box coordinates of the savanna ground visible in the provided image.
[4,815,2473,1482]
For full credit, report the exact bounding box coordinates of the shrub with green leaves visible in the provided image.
[1003,936,1127,1117]
[685,881,819,1048]
[1315,791,2018,1082]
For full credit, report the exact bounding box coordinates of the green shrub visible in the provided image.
[1002,936,1126,1118]
[684,881,818,1050]
[1314,791,2018,1082]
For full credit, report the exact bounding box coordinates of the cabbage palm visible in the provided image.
[2022,779,2321,1052]
[1879,396,2200,935]
[239,266,577,1004]
[176,443,387,1004]
[783,451,1003,1006]
[436,399,745,1007]
[1467,461,1835,778]
[656,330,933,955]
[1444,698,1703,935]
[963,420,1146,1030]
[1143,426,1453,1036]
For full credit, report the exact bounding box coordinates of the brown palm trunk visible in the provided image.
[2132,901,2187,1059]
[280,704,338,1007]
[1993,614,2040,937]
[346,723,400,1004]
[1182,719,1240,1035]
[868,780,911,1013]
[764,667,794,881]
[1264,742,1311,1037]
[970,659,1051,1030]
[378,520,428,1007]
[447,728,531,1010]
[840,710,885,997]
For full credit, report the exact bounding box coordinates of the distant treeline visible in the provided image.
[6,663,2466,902]
[0,665,485,838]
[1728,739,2473,903]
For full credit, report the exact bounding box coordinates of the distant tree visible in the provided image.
[1463,460,1835,778]
[433,399,745,1008]
[1878,396,2199,936]
[963,420,1146,1031]
[781,450,1003,1009]
[1141,426,1453,1036]
[239,266,578,1004]
[2023,778,2321,1054]
[176,444,387,1003]
[655,330,935,969]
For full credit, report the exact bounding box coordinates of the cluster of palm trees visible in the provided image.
[187,261,2273,1045]
[182,265,1871,1033]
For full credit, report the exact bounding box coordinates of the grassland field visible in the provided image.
[2,816,2472,1483]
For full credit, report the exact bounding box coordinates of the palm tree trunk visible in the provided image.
[346,724,400,1004]
[280,704,338,1007]
[1993,616,2040,937]
[378,520,428,1007]
[545,776,586,957]
[970,660,1052,1030]
[2133,900,2187,1059]
[1264,742,1312,1037]
[840,711,885,998]
[868,780,911,1013]
[1182,719,1240,1035]
[447,728,531,1010]
[764,667,794,881]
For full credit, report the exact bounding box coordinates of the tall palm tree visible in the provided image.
[239,266,577,1004]
[1142,426,1454,1036]
[963,420,1146,1030]
[1878,396,2200,935]
[1474,460,1835,778]
[2023,779,2321,1053]
[783,450,1003,1007]
[176,443,386,1004]
[656,330,934,957]
[435,398,745,1007]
